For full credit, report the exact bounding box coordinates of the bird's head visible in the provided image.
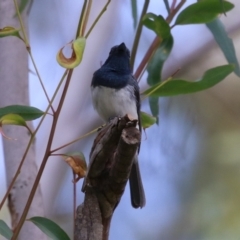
[109,42,130,58]
[103,43,131,73]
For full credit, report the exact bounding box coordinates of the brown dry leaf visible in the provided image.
[63,152,87,182]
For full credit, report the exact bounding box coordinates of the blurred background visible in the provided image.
[1,0,240,239]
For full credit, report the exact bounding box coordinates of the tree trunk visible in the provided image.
[0,0,46,239]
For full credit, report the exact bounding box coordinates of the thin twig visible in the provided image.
[85,0,111,38]
[73,172,77,236]
[79,0,88,37]
[170,0,177,13]
[13,0,54,113]
[50,126,99,153]
[130,0,150,69]
[12,0,29,46]
[28,51,55,113]
[81,0,92,36]
[134,36,161,80]
[166,0,186,23]
[142,76,172,98]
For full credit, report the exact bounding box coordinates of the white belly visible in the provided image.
[91,85,138,122]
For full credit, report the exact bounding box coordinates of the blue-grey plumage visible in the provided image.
[91,43,145,208]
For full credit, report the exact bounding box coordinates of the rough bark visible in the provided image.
[0,0,46,239]
[75,116,140,240]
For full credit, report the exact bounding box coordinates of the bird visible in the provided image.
[91,42,146,208]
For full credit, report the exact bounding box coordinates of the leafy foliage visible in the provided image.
[143,14,171,38]
[18,0,30,13]
[0,105,44,121]
[28,217,71,240]
[0,26,22,39]
[163,0,170,14]
[141,0,237,123]
[143,65,234,97]
[206,19,240,76]
[143,13,173,121]
[131,0,138,28]
[140,111,157,129]
[0,114,27,127]
[0,220,13,240]
[175,0,234,25]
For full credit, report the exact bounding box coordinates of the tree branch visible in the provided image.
[75,189,102,240]
[75,116,141,240]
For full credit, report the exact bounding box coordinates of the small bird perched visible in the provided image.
[91,42,146,208]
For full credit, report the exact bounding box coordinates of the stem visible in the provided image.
[28,50,55,113]
[81,0,92,37]
[134,0,186,81]
[73,172,76,235]
[163,0,170,14]
[134,36,161,80]
[49,154,63,157]
[143,76,172,98]
[78,0,88,37]
[50,126,99,153]
[141,68,181,100]
[12,70,73,239]
[85,0,111,39]
[170,0,177,13]
[13,0,54,112]
[166,0,186,23]
[13,0,29,46]
[130,0,150,69]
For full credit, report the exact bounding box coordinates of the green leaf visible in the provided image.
[0,26,22,39]
[175,0,234,25]
[144,14,173,85]
[28,217,70,240]
[0,114,27,127]
[140,111,157,129]
[131,0,138,28]
[18,0,29,13]
[163,0,170,14]
[147,37,173,85]
[143,14,173,119]
[216,0,227,14]
[146,37,173,120]
[143,64,234,96]
[0,220,13,240]
[0,114,33,136]
[148,97,159,124]
[143,13,171,38]
[0,105,44,121]
[206,19,240,77]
